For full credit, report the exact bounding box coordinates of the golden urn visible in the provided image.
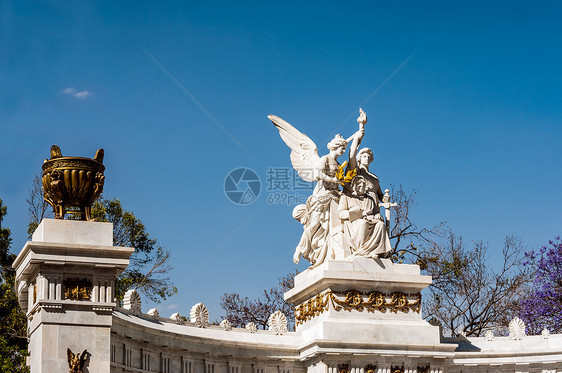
[42,145,105,221]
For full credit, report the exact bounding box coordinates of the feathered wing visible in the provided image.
[268,115,321,182]
[67,348,74,369]
[79,350,89,366]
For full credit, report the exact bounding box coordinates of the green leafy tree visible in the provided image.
[90,197,177,303]
[0,199,29,372]
[26,176,177,304]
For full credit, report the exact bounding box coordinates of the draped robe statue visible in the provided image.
[338,176,392,258]
[269,108,393,268]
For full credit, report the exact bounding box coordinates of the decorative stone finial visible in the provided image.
[42,145,105,221]
[508,317,526,340]
[542,327,550,339]
[485,330,494,341]
[123,289,141,316]
[267,310,288,335]
[190,302,210,328]
[246,322,257,333]
[170,313,182,324]
[147,308,159,320]
[220,319,232,331]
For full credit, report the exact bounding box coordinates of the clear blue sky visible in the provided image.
[1,1,561,318]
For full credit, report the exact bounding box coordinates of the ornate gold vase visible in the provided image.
[42,145,105,221]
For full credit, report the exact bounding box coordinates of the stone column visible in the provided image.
[13,219,133,373]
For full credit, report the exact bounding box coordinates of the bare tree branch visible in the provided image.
[422,233,530,336]
[386,184,445,264]
[26,174,53,237]
[220,271,298,330]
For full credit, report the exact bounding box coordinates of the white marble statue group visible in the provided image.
[269,109,393,269]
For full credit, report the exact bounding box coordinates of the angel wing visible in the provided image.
[268,115,321,182]
[79,349,89,367]
[67,348,75,369]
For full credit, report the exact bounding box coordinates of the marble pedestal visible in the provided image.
[286,257,451,367]
[12,219,133,373]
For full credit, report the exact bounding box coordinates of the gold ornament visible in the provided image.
[42,145,105,221]
[295,290,421,325]
[335,161,357,185]
[63,278,92,301]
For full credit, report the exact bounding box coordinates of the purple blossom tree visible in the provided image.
[519,237,562,334]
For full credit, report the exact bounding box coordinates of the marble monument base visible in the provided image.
[285,257,441,347]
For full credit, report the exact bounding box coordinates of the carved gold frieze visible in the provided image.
[295,290,421,325]
[334,364,413,373]
[63,278,92,301]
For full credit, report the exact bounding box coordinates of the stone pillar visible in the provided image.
[12,219,133,373]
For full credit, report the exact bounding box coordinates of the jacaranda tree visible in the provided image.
[519,237,562,335]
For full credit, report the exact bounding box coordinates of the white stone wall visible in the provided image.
[110,308,304,373]
[109,307,562,373]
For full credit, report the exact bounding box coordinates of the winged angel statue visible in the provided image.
[269,109,392,268]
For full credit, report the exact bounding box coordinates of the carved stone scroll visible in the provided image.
[123,289,141,316]
[220,319,232,331]
[246,322,257,333]
[147,308,159,320]
[508,317,526,340]
[190,303,210,328]
[268,310,288,335]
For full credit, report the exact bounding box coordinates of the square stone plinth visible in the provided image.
[285,257,432,305]
[32,219,113,246]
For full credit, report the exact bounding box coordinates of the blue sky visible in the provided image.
[1,1,561,318]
